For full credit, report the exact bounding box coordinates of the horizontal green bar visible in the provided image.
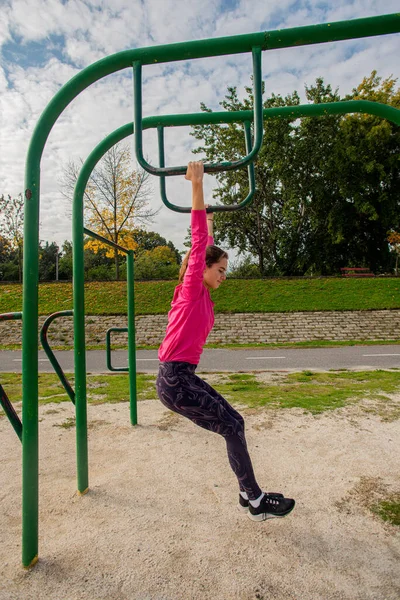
[83,227,129,254]
[101,100,399,146]
[0,312,23,322]
[145,100,400,129]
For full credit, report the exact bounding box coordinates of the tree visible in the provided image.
[133,229,181,264]
[58,240,73,280]
[60,143,159,280]
[332,72,400,273]
[191,82,340,275]
[38,241,60,281]
[134,246,180,280]
[0,193,24,281]
[191,73,400,275]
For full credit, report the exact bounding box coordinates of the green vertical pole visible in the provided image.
[22,167,40,568]
[72,179,89,495]
[127,251,137,425]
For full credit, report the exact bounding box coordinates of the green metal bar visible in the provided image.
[0,312,23,440]
[127,251,137,426]
[40,311,75,404]
[133,47,264,176]
[22,167,40,568]
[83,227,130,254]
[157,121,256,212]
[0,383,23,442]
[0,312,23,321]
[106,328,129,372]
[23,13,395,136]
[73,171,89,498]
[144,99,400,128]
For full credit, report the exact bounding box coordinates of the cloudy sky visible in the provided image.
[1,0,399,259]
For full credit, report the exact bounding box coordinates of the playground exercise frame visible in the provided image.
[1,12,399,568]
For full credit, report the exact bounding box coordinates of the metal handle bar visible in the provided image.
[158,121,256,213]
[133,47,263,176]
[106,328,129,372]
[40,311,76,404]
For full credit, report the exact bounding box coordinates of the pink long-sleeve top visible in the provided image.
[158,209,214,365]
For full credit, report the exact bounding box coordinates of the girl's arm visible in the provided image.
[185,161,205,210]
[181,162,208,298]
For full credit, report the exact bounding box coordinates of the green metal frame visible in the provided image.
[17,12,400,568]
[106,327,129,372]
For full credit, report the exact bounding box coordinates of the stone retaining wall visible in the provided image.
[1,310,400,347]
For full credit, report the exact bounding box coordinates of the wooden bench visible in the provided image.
[340,267,375,278]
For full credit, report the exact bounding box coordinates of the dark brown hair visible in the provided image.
[178,245,228,284]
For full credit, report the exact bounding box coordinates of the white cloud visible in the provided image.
[0,0,399,259]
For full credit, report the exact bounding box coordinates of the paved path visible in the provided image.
[1,345,400,373]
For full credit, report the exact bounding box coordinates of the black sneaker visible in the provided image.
[248,494,295,521]
[237,492,284,514]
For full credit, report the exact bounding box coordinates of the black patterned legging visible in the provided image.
[156,361,262,501]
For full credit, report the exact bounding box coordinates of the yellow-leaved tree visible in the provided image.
[61,143,159,279]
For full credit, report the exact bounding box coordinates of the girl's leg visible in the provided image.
[189,375,261,497]
[156,363,262,500]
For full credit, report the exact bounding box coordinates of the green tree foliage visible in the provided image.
[0,193,24,281]
[38,241,60,281]
[191,72,400,275]
[134,245,180,280]
[133,229,181,264]
[333,72,400,273]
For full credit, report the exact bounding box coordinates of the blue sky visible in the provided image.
[0,0,399,259]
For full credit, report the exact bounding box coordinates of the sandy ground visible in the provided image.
[1,388,399,600]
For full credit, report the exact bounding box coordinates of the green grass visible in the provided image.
[1,277,400,315]
[371,498,400,526]
[212,370,400,417]
[0,372,157,405]
[1,369,399,419]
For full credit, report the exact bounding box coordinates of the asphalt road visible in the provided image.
[1,345,400,373]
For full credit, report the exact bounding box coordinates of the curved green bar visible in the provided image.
[133,47,264,176]
[158,121,256,213]
[106,328,129,372]
[21,12,400,567]
[40,311,75,404]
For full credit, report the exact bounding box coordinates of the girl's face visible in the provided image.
[203,257,228,290]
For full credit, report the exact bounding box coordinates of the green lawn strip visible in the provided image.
[1,370,399,420]
[1,278,400,315]
[207,370,400,416]
[0,373,157,406]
